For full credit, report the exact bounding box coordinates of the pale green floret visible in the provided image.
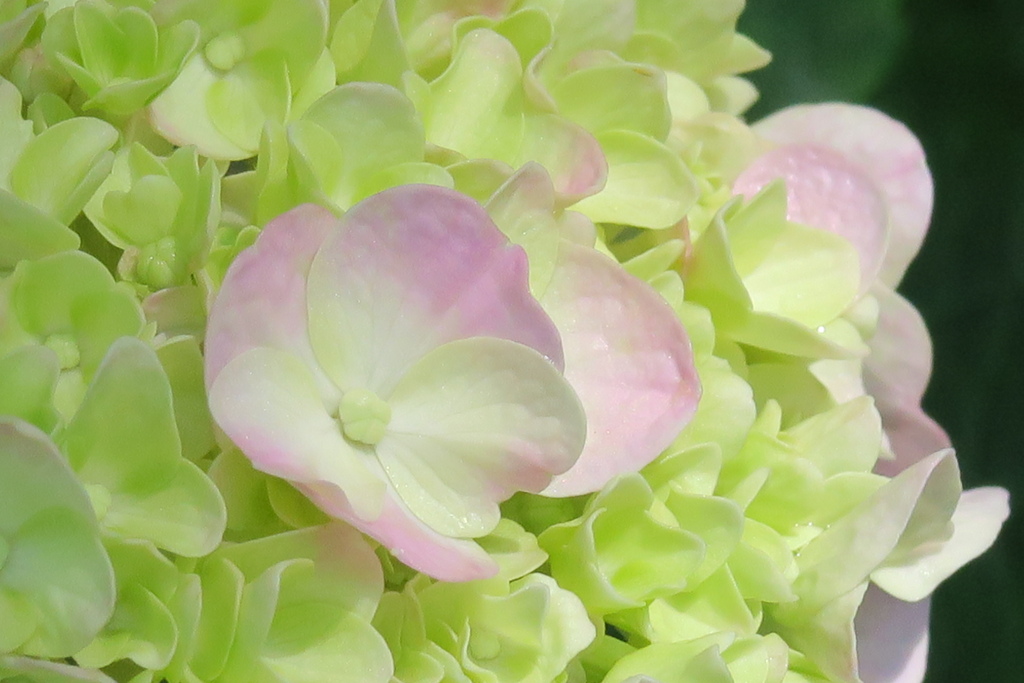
[42,332,79,370]
[204,32,246,72]
[338,387,392,445]
[0,535,8,569]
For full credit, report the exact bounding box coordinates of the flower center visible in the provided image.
[468,631,502,662]
[136,236,181,289]
[337,388,391,446]
[44,332,80,370]
[204,32,246,72]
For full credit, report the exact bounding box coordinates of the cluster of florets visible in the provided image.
[0,2,1008,683]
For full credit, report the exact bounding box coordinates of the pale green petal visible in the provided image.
[603,636,734,683]
[0,191,80,270]
[0,418,114,658]
[727,183,860,328]
[296,82,426,209]
[540,474,703,613]
[156,337,215,461]
[421,29,524,161]
[382,337,586,537]
[783,397,881,477]
[663,492,744,587]
[484,162,562,294]
[61,337,226,555]
[671,357,756,462]
[790,451,960,610]
[551,60,670,139]
[475,518,548,581]
[0,345,60,433]
[649,568,759,641]
[10,117,118,224]
[331,0,409,87]
[573,130,696,229]
[75,539,179,670]
[871,486,1009,601]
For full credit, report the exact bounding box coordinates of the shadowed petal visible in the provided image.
[539,242,700,496]
[753,104,932,287]
[855,585,929,683]
[305,185,563,396]
[864,287,950,476]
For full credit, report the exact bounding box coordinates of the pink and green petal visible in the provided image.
[381,337,587,538]
[306,185,563,396]
[298,480,499,582]
[484,162,565,293]
[753,104,933,287]
[863,287,949,476]
[733,144,889,294]
[539,241,700,496]
[205,202,336,401]
[208,346,386,522]
[517,112,607,204]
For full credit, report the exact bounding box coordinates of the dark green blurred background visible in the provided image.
[739,0,1024,680]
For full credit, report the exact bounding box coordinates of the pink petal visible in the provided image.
[207,347,386,521]
[864,287,950,476]
[733,144,889,295]
[753,104,933,287]
[539,242,700,496]
[305,185,564,396]
[205,203,337,402]
[855,585,929,683]
[298,479,499,582]
[519,112,608,205]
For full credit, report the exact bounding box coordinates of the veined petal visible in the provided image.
[208,346,386,521]
[380,337,586,538]
[540,241,700,496]
[205,203,338,403]
[733,144,889,295]
[854,585,929,683]
[753,104,932,287]
[305,185,563,396]
[298,480,499,582]
[864,286,949,475]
